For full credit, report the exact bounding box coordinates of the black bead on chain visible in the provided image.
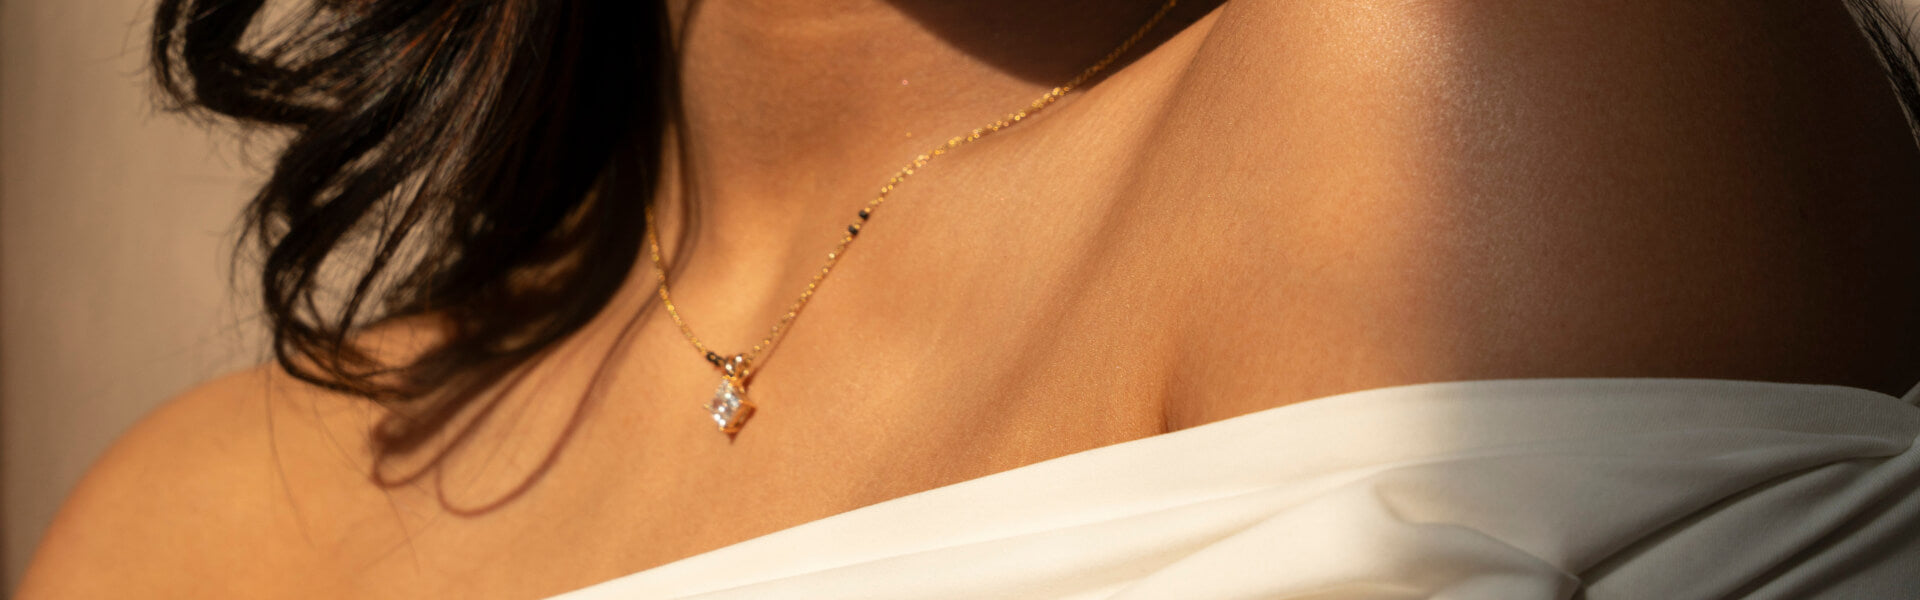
[705,351,724,367]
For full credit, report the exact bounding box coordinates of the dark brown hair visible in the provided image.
[151,0,1920,466]
[150,0,670,461]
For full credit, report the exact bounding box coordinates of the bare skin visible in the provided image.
[20,1,1920,598]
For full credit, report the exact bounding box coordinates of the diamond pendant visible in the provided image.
[706,376,755,434]
[704,353,755,434]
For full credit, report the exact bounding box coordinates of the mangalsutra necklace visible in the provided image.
[646,0,1179,435]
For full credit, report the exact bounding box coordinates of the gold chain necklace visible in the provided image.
[646,0,1179,435]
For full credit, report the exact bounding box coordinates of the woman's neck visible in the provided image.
[654,0,1190,263]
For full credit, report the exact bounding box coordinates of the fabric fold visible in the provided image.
[550,378,1920,599]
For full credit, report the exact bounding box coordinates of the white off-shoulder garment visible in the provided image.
[549,378,1920,599]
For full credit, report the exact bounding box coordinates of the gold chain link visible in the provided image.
[646,0,1179,380]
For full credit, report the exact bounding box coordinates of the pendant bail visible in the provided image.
[722,353,748,380]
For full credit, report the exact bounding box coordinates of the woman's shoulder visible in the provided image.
[1154,0,1920,426]
[1178,0,1919,189]
[17,360,421,598]
[1175,0,1918,185]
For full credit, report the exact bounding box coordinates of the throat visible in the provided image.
[662,0,1198,216]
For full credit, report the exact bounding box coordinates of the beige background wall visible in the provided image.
[1,0,266,591]
[3,0,1919,594]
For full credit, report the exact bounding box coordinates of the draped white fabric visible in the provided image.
[549,379,1920,599]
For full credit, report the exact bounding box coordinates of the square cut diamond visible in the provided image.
[706,378,752,432]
